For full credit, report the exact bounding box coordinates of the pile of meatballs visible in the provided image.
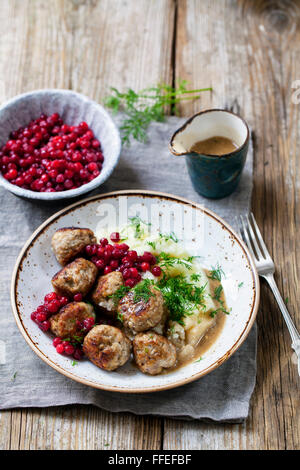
[49,226,178,375]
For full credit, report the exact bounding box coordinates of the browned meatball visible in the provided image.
[50,301,95,340]
[51,257,98,298]
[51,227,96,266]
[117,286,164,333]
[91,271,124,313]
[83,325,131,371]
[133,332,176,375]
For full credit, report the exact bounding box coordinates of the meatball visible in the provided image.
[117,286,164,333]
[50,301,95,340]
[52,257,98,298]
[83,325,131,371]
[133,332,176,375]
[51,227,96,266]
[91,271,124,313]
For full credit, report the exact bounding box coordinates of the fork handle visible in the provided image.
[263,273,300,374]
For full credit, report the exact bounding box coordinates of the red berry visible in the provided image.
[130,267,139,278]
[56,343,65,354]
[110,232,120,242]
[104,266,112,275]
[95,259,105,270]
[40,320,51,332]
[125,278,136,288]
[152,266,162,277]
[46,299,61,313]
[110,259,119,270]
[59,296,69,306]
[36,312,47,323]
[73,293,83,302]
[73,348,84,360]
[53,337,62,347]
[64,344,75,355]
[100,237,108,247]
[82,317,95,331]
[141,262,150,272]
[127,250,138,261]
[44,292,57,303]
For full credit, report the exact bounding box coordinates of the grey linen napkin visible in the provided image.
[0,116,256,422]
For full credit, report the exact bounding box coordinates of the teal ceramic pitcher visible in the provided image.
[169,109,250,199]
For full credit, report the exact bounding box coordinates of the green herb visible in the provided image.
[208,263,225,282]
[238,282,244,289]
[191,273,201,282]
[194,357,203,363]
[128,216,150,239]
[109,285,131,306]
[104,81,212,145]
[132,279,155,303]
[157,252,197,271]
[71,360,78,367]
[157,274,206,324]
[104,443,110,447]
[147,240,156,250]
[284,297,289,305]
[144,348,149,353]
[11,371,18,381]
[213,285,223,302]
[159,231,179,243]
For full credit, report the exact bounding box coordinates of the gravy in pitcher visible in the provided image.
[190,136,238,156]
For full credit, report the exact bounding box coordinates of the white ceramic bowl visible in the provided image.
[11,190,260,393]
[0,89,121,200]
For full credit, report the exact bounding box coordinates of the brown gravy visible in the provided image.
[190,136,238,156]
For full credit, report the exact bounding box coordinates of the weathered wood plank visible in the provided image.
[164,0,300,450]
[0,0,175,451]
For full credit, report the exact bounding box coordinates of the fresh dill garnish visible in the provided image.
[109,285,131,306]
[128,216,151,239]
[194,357,203,363]
[132,279,155,303]
[159,231,179,243]
[238,282,244,289]
[104,81,212,145]
[190,273,201,282]
[157,252,197,271]
[147,240,156,250]
[11,371,18,381]
[213,285,223,302]
[208,263,225,282]
[157,274,206,324]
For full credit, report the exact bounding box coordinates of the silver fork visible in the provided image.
[236,212,300,376]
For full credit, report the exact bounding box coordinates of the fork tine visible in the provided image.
[249,212,269,257]
[245,214,264,259]
[239,215,257,260]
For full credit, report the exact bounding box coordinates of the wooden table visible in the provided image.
[0,0,299,450]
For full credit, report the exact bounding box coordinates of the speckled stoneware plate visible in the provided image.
[11,190,260,393]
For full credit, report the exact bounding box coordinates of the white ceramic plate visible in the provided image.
[11,190,260,393]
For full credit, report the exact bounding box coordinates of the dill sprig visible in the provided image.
[157,274,207,324]
[104,81,212,145]
[128,216,151,239]
[157,252,197,271]
[208,263,225,282]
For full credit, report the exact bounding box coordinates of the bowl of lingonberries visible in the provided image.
[0,89,121,200]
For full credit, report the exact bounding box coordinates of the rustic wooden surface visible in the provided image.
[0,0,299,450]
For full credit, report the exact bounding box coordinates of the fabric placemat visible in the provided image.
[0,115,256,422]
